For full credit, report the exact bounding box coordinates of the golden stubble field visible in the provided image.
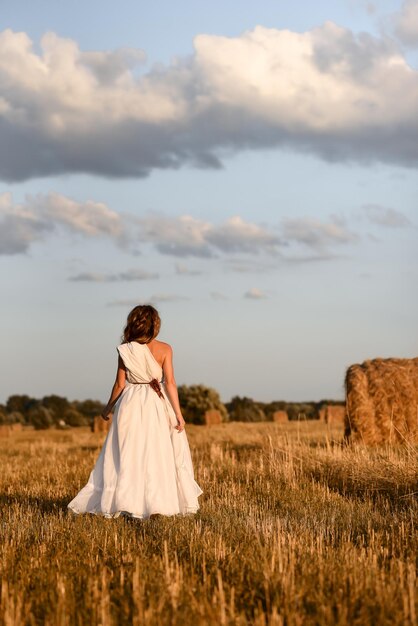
[0,421,417,626]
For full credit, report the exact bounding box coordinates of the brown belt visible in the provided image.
[129,378,177,428]
[131,378,163,398]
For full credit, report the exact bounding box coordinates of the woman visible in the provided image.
[68,304,203,519]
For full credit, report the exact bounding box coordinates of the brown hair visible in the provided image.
[122,305,161,344]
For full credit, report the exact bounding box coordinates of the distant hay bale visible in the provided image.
[345,357,418,445]
[273,410,288,423]
[9,423,23,432]
[92,414,113,434]
[0,423,22,437]
[204,409,222,426]
[324,405,346,425]
[0,425,11,438]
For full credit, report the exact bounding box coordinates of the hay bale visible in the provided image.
[345,357,418,445]
[318,408,326,422]
[92,414,113,434]
[273,410,288,423]
[204,409,222,426]
[0,425,11,438]
[9,423,23,432]
[324,405,346,425]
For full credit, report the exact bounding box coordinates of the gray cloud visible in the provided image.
[392,0,418,46]
[0,24,417,183]
[81,47,147,84]
[281,216,358,252]
[1,191,362,262]
[205,217,280,254]
[137,213,281,258]
[0,209,53,255]
[0,191,125,255]
[363,204,412,227]
[69,269,159,282]
[0,192,284,258]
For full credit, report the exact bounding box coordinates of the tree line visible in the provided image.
[0,387,344,429]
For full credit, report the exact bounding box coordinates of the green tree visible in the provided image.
[178,385,228,425]
[64,408,89,427]
[73,399,104,420]
[286,403,318,421]
[7,411,25,424]
[41,395,70,423]
[28,406,54,430]
[226,396,267,422]
[6,395,38,421]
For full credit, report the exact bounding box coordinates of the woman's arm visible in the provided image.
[162,345,185,432]
[101,355,126,420]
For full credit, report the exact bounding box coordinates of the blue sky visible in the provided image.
[1,0,417,404]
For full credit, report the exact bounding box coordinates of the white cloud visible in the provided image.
[1,191,362,260]
[138,213,281,257]
[363,204,411,227]
[81,47,147,84]
[206,216,280,254]
[0,24,417,182]
[393,0,418,46]
[138,214,212,257]
[39,193,123,237]
[69,269,159,282]
[0,192,282,258]
[244,288,267,300]
[281,216,357,252]
[0,192,52,254]
[0,191,124,254]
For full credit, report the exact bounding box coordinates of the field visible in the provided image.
[0,421,417,626]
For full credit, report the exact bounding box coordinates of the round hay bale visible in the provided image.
[273,410,288,423]
[318,408,327,422]
[324,405,346,425]
[345,357,418,445]
[0,425,11,438]
[9,423,23,432]
[204,409,222,426]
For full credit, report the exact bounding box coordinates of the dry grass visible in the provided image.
[0,421,417,626]
[345,358,418,444]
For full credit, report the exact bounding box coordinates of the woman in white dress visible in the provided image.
[68,304,203,519]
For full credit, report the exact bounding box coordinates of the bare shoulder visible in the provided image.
[154,340,173,355]
[151,340,173,363]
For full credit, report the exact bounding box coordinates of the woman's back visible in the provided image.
[67,305,203,520]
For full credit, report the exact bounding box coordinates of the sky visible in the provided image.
[0,0,417,404]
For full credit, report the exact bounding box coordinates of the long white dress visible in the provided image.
[67,341,203,519]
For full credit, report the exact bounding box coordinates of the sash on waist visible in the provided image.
[127,379,177,428]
